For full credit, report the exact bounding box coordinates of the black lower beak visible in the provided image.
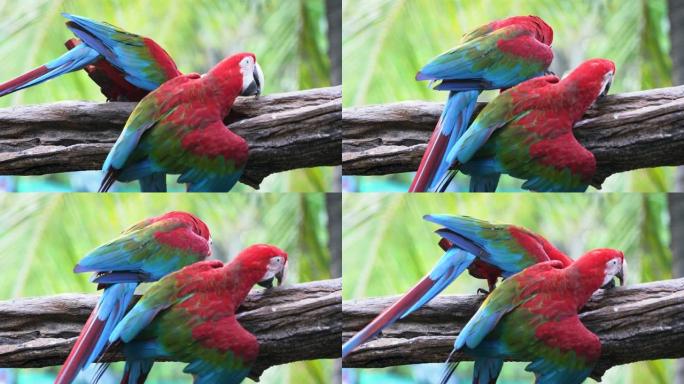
[602,279,616,289]
[257,277,274,288]
[242,81,260,97]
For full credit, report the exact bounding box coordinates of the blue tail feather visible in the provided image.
[427,90,480,192]
[400,248,475,318]
[86,283,137,367]
[0,43,99,97]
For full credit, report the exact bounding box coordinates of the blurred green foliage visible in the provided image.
[0,0,333,192]
[342,0,676,192]
[342,193,673,383]
[0,193,335,383]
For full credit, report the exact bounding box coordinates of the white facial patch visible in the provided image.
[260,255,286,282]
[602,257,622,286]
[239,56,255,92]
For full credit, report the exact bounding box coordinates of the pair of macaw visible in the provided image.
[0,13,264,192]
[55,212,288,384]
[342,214,626,384]
[409,15,615,192]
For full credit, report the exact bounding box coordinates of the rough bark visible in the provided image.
[0,86,341,189]
[0,279,341,380]
[326,0,343,193]
[342,85,684,188]
[342,278,684,380]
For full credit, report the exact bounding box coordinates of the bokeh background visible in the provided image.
[0,0,339,192]
[0,193,339,383]
[342,193,676,383]
[342,0,678,192]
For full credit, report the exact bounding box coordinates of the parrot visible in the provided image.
[100,244,289,384]
[432,58,616,192]
[440,248,626,384]
[54,211,213,384]
[341,214,574,358]
[0,13,180,101]
[409,15,554,192]
[97,52,264,192]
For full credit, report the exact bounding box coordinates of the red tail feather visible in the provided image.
[54,308,106,384]
[0,66,50,97]
[409,119,450,192]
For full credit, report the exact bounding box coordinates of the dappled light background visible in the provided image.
[342,193,672,383]
[0,193,334,383]
[0,0,333,192]
[342,0,674,192]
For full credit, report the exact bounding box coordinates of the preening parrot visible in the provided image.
[440,248,626,384]
[98,52,264,192]
[433,58,615,192]
[409,15,554,192]
[341,215,573,358]
[55,211,213,384]
[102,244,288,384]
[0,13,180,101]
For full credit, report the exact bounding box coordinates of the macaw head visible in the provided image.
[207,52,265,99]
[233,244,288,289]
[492,15,553,46]
[236,53,264,97]
[580,248,626,289]
[566,58,616,99]
[527,15,554,46]
[162,211,211,242]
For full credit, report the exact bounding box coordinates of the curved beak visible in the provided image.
[617,258,626,286]
[241,62,264,97]
[257,277,274,289]
[599,73,613,98]
[601,258,626,289]
[258,259,287,289]
[616,268,624,286]
[275,259,287,287]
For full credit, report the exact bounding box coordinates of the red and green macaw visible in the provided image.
[440,249,625,384]
[98,52,264,192]
[0,13,180,101]
[433,58,616,192]
[341,215,573,357]
[54,211,212,384]
[410,15,554,192]
[103,244,288,384]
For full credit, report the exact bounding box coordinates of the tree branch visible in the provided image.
[0,278,341,380]
[342,278,684,380]
[342,86,684,187]
[0,86,342,189]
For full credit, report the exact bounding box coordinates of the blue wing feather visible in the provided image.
[62,13,175,90]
